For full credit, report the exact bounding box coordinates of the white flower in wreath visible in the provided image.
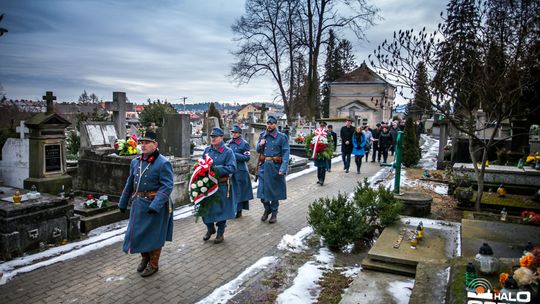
[192,191,198,197]
[197,180,204,187]
[200,187,208,193]
[99,195,108,201]
[191,183,197,189]
[202,177,209,183]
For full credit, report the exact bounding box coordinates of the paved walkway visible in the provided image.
[0,159,387,304]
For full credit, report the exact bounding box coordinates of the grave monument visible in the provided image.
[23,91,73,194]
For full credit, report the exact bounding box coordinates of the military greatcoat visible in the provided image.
[227,136,254,208]
[256,129,290,201]
[202,142,237,223]
[119,152,174,254]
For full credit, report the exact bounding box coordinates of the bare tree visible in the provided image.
[369,0,540,211]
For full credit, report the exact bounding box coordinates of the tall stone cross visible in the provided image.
[16,120,29,139]
[43,91,56,114]
[259,103,269,123]
[106,92,129,139]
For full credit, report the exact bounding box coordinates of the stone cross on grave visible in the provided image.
[259,103,269,123]
[43,91,56,114]
[16,120,29,139]
[105,92,133,139]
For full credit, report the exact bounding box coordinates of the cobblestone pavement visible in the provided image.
[0,160,387,304]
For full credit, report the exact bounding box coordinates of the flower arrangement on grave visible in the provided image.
[294,131,305,144]
[114,134,140,156]
[188,154,220,220]
[304,129,334,160]
[521,211,540,225]
[84,194,109,208]
[498,247,540,294]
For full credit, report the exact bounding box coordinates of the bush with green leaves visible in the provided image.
[402,117,421,167]
[308,179,402,251]
[308,192,369,250]
[353,179,402,230]
[66,129,80,160]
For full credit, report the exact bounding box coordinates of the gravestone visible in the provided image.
[205,116,219,143]
[0,189,80,260]
[158,113,191,157]
[80,122,118,149]
[104,92,134,139]
[23,91,73,194]
[0,138,29,188]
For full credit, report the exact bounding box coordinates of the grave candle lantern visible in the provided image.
[473,243,499,275]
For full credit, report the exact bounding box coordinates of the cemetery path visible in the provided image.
[0,159,388,304]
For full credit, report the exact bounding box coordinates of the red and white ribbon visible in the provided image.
[189,155,219,206]
[312,128,327,158]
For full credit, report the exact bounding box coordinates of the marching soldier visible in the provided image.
[256,116,290,224]
[227,125,253,218]
[118,131,174,277]
[201,127,237,243]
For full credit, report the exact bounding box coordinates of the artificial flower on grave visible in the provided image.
[84,194,109,208]
[508,248,540,289]
[521,210,540,225]
[525,152,540,164]
[187,154,220,220]
[304,129,334,160]
[294,131,306,144]
[114,134,141,156]
[499,272,509,288]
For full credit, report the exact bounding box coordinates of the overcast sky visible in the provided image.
[0,0,447,104]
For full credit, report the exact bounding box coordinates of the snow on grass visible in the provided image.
[340,266,361,278]
[196,256,278,304]
[418,134,439,170]
[277,226,314,253]
[387,279,415,304]
[275,248,335,304]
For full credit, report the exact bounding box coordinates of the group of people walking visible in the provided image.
[118,115,289,277]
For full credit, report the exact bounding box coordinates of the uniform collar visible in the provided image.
[211,141,225,153]
[139,149,160,163]
[266,129,277,138]
[229,136,242,145]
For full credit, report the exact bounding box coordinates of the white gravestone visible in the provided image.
[0,138,29,188]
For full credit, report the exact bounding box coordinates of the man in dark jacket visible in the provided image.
[378,126,394,163]
[327,124,337,172]
[371,123,381,162]
[340,118,355,173]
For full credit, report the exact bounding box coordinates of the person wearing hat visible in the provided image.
[118,131,174,277]
[340,118,355,173]
[227,125,253,218]
[256,115,290,224]
[371,123,381,162]
[201,127,237,243]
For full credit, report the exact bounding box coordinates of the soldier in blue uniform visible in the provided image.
[201,127,237,244]
[256,116,290,224]
[227,125,253,218]
[118,131,174,277]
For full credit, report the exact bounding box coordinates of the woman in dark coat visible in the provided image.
[378,126,393,163]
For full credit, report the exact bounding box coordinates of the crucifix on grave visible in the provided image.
[16,120,29,139]
[259,103,269,123]
[44,91,56,115]
[104,92,134,139]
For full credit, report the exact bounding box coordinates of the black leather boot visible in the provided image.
[203,226,216,241]
[268,213,277,224]
[261,210,270,222]
[214,234,224,244]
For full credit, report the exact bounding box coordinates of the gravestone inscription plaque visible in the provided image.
[44,144,62,172]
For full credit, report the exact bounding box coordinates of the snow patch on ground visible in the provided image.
[387,279,415,304]
[172,204,195,220]
[340,266,361,278]
[275,248,335,303]
[196,256,278,304]
[105,276,125,282]
[418,134,439,170]
[277,226,314,253]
